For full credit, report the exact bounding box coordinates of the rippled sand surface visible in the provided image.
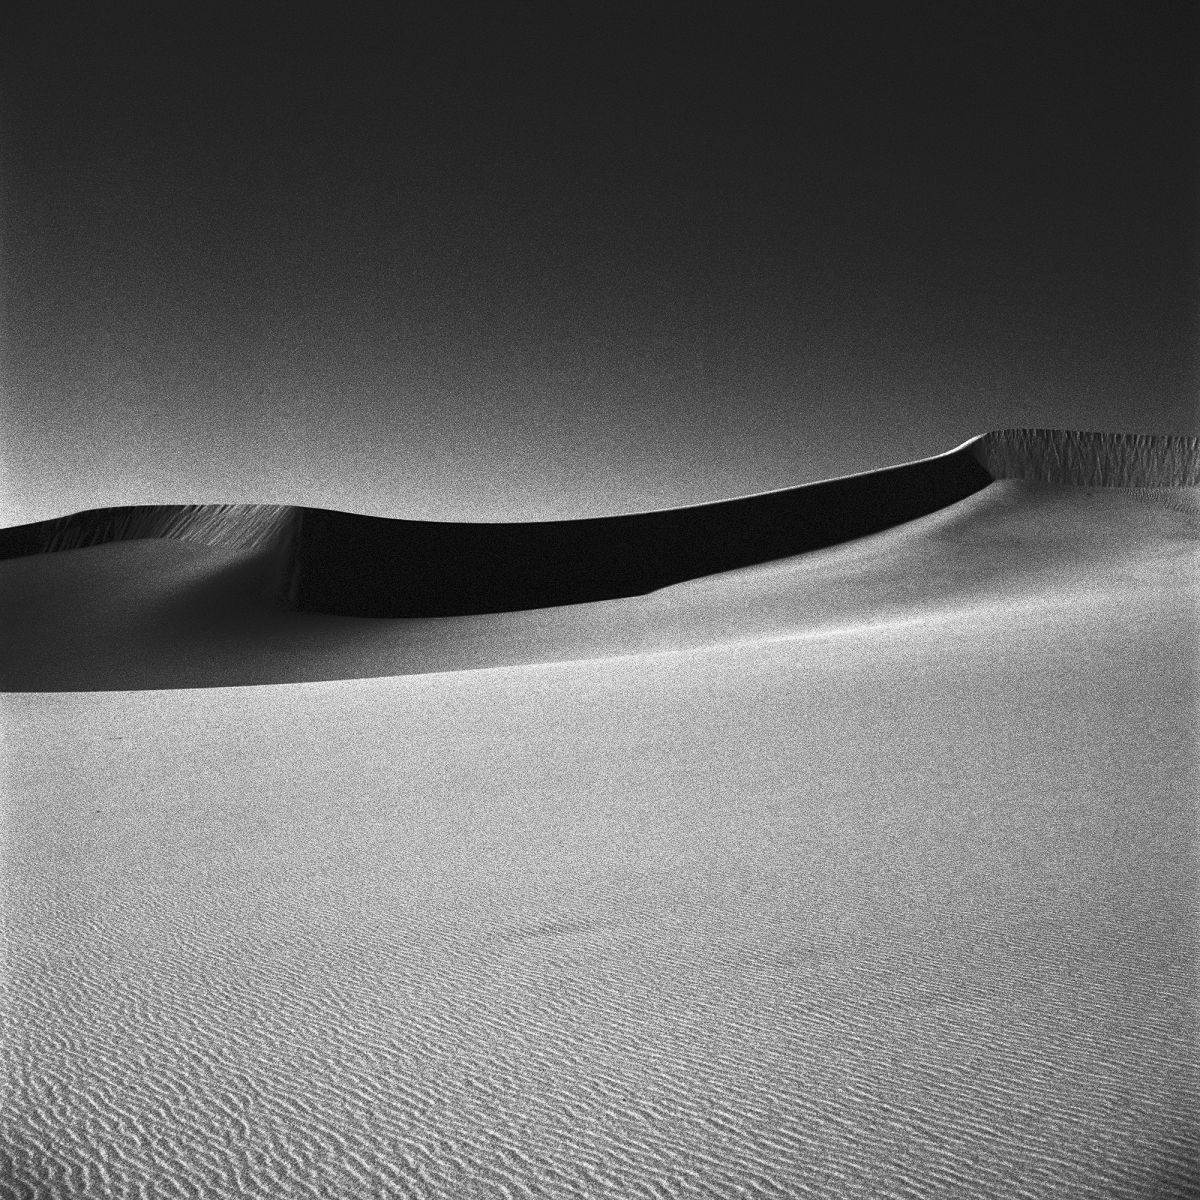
[2,487,1198,1198]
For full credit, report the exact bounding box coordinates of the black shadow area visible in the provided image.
[288,445,994,617]
[0,444,999,691]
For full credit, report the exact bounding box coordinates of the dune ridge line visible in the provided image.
[3,428,1196,558]
[1,429,1196,620]
[972,428,1200,487]
[0,502,295,557]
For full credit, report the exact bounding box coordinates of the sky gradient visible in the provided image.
[3,2,1197,523]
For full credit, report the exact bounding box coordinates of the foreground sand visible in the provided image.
[2,481,1198,1198]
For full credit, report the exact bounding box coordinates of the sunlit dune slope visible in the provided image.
[3,539,1196,1197]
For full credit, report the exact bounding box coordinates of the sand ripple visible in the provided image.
[2,589,1197,1198]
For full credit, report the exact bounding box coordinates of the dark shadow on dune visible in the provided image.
[1,429,1196,692]
[285,444,994,616]
[0,502,293,558]
[1,442,993,618]
[0,439,995,620]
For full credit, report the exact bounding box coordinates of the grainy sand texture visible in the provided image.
[2,435,1198,1198]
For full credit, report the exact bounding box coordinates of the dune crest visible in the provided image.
[973,428,1200,487]
[2,429,1196,625]
[0,502,293,557]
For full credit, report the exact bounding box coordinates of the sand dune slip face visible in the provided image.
[2,477,1198,1197]
[0,476,1196,691]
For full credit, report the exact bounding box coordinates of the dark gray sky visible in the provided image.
[3,2,1196,522]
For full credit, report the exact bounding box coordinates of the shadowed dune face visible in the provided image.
[0,429,1196,692]
[284,444,993,617]
[0,479,1196,691]
[0,502,294,557]
[0,439,995,619]
[0,429,1196,628]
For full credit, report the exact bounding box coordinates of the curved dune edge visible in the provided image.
[1,475,1197,692]
[1,429,1196,620]
[0,501,295,557]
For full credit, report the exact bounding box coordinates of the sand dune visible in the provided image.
[2,429,1198,1198]
[0,430,1197,692]
[1,436,995,618]
[3,429,1196,623]
[0,503,294,558]
[973,428,1200,487]
[0,476,1196,693]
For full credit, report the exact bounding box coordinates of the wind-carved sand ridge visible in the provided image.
[0,428,1196,618]
[0,428,1197,692]
[2,427,1198,1198]
[973,427,1200,487]
[0,501,295,557]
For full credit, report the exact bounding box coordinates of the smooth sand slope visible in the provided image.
[1,431,1198,1198]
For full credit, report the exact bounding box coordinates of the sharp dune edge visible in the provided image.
[0,501,296,556]
[4,430,1199,558]
[1,428,1197,619]
[971,427,1200,487]
[2,427,1198,1199]
[0,427,1198,693]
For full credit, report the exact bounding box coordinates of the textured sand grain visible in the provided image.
[2,483,1197,1197]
